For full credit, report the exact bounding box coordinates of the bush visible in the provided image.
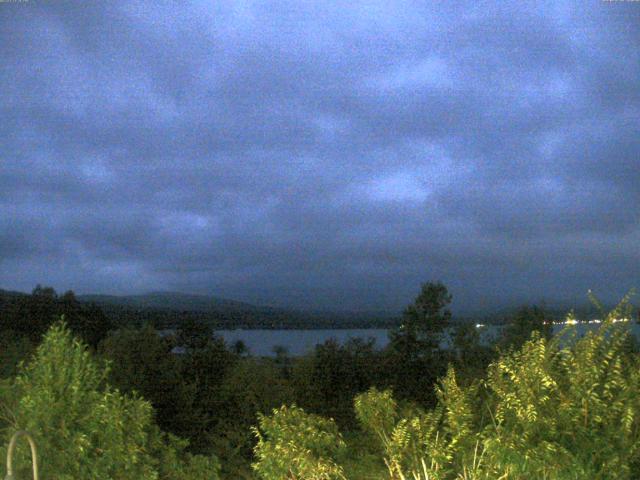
[252,404,347,480]
[352,299,640,479]
[355,373,476,480]
[0,322,219,480]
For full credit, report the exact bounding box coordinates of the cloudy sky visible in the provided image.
[1,1,638,313]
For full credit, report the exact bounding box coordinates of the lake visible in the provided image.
[215,321,640,357]
[216,328,389,356]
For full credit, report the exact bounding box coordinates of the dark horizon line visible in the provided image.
[2,284,632,319]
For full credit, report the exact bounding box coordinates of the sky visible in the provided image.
[1,1,639,313]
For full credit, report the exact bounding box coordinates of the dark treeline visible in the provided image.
[0,282,567,478]
[0,285,113,346]
[93,304,402,330]
[76,292,402,330]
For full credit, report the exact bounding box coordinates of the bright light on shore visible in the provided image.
[547,318,631,326]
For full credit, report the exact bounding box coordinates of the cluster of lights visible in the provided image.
[473,319,632,328]
[566,318,629,325]
[543,318,631,326]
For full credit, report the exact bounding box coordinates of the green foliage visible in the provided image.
[390,282,452,356]
[3,286,639,480]
[481,300,640,478]
[351,297,640,479]
[452,324,495,384]
[0,331,34,379]
[213,358,294,478]
[99,326,204,443]
[252,404,347,480]
[354,388,398,449]
[338,431,387,480]
[434,368,478,474]
[60,290,114,348]
[0,286,113,347]
[179,335,237,453]
[149,430,220,480]
[386,282,452,405]
[176,318,214,351]
[355,374,477,480]
[293,338,381,428]
[499,305,552,351]
[0,322,155,479]
[0,322,219,480]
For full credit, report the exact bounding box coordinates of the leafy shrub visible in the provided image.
[355,372,477,480]
[149,430,220,480]
[354,298,640,479]
[252,404,347,480]
[481,304,640,478]
[0,322,219,480]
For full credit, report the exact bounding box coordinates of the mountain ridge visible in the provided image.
[77,291,262,313]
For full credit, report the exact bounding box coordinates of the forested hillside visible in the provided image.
[77,291,401,329]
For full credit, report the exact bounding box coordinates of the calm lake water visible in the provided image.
[217,329,389,357]
[215,322,640,357]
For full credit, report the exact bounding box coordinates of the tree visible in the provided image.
[231,339,249,357]
[272,345,291,378]
[0,287,112,347]
[213,358,294,478]
[17,285,59,341]
[178,335,236,453]
[0,322,220,479]
[0,330,34,379]
[452,323,495,382]
[389,281,452,357]
[31,284,57,299]
[354,371,476,480]
[99,326,202,442]
[177,318,213,351]
[292,338,381,428]
[386,282,452,404]
[60,291,113,348]
[499,305,552,351]
[452,322,480,358]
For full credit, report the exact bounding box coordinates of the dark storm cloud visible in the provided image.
[1,1,639,311]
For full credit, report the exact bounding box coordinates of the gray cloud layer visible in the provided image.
[1,1,639,312]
